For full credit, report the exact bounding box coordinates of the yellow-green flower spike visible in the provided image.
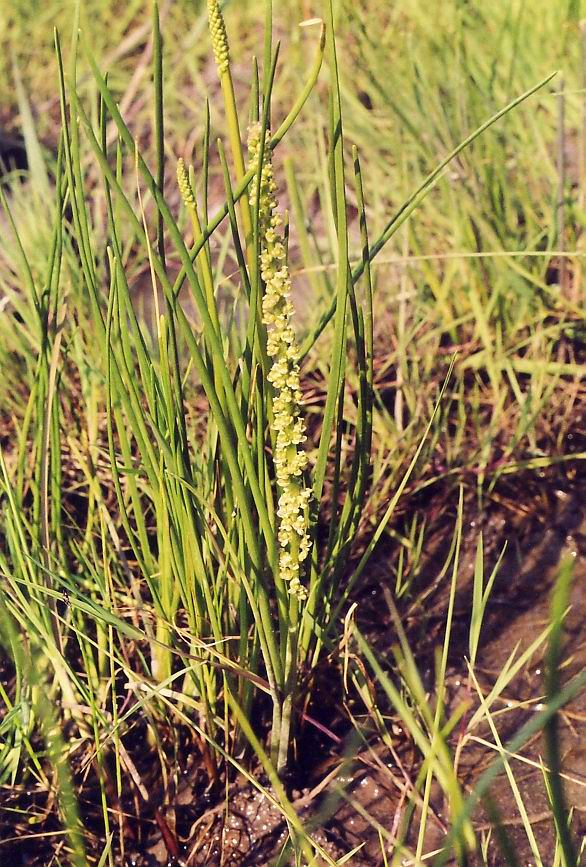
[207,0,230,76]
[176,158,196,210]
[248,123,311,602]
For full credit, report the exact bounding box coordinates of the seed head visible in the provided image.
[248,123,311,602]
[207,0,230,75]
[176,158,196,210]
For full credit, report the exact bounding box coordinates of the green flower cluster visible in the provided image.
[207,0,230,75]
[248,123,311,602]
[176,158,195,209]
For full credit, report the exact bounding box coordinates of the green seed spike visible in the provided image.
[175,158,222,346]
[206,0,253,262]
[176,158,196,209]
[207,0,230,75]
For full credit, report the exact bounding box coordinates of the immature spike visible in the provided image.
[248,123,311,602]
[176,158,196,210]
[207,0,230,75]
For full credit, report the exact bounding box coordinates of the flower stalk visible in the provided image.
[207,0,253,260]
[176,158,220,339]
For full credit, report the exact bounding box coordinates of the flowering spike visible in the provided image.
[207,0,230,75]
[248,123,311,602]
[176,158,196,210]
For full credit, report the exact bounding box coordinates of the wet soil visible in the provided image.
[333,473,586,866]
